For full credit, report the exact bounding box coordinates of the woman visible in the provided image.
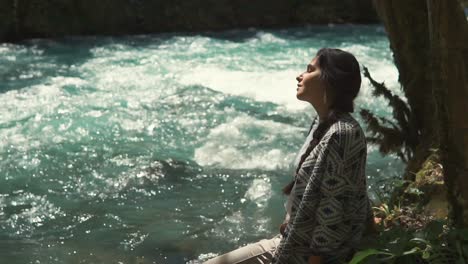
[204,48,372,264]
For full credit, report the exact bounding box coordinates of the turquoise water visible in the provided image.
[0,25,404,263]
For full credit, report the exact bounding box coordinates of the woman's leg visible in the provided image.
[203,234,282,264]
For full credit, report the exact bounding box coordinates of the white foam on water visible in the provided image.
[0,76,85,152]
[249,32,288,44]
[79,34,401,118]
[80,62,166,93]
[336,43,401,99]
[82,44,177,98]
[174,42,400,113]
[0,76,87,122]
[244,177,272,208]
[194,115,300,170]
[179,66,308,110]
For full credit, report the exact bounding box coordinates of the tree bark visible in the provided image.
[426,0,468,227]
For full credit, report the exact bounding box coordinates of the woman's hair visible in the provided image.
[283,48,361,195]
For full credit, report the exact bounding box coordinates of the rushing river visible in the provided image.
[0,25,404,263]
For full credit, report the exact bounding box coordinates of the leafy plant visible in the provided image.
[359,66,420,164]
[350,213,468,263]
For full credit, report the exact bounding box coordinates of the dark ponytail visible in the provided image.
[283,48,361,195]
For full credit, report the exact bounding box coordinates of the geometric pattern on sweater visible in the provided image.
[273,112,371,264]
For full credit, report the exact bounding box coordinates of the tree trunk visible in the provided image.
[372,0,468,227]
[371,0,434,182]
[426,0,468,227]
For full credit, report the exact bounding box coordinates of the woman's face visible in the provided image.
[295,57,327,105]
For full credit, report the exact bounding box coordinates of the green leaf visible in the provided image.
[410,237,429,245]
[405,187,424,195]
[422,249,430,259]
[402,247,421,256]
[348,249,392,264]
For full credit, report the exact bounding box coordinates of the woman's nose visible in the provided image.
[296,74,302,82]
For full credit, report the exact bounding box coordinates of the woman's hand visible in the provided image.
[308,255,322,264]
[364,214,381,235]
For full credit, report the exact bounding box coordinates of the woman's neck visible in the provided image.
[315,106,330,123]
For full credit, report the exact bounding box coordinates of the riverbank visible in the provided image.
[0,0,378,42]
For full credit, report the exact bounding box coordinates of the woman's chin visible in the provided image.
[296,92,304,100]
[296,94,311,104]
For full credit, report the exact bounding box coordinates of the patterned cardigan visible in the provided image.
[272,112,371,264]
